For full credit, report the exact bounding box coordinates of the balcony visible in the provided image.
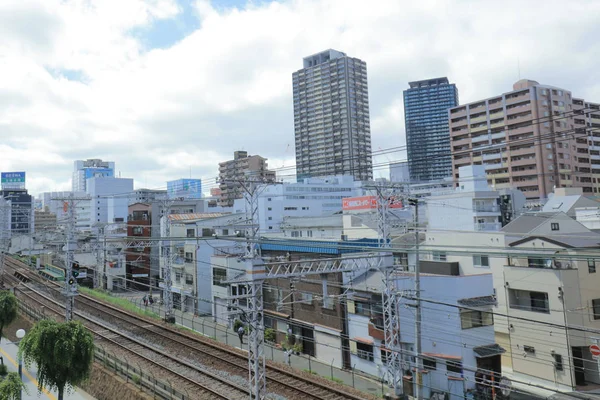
[484,163,503,170]
[470,124,488,134]
[470,115,488,124]
[490,131,506,140]
[482,152,501,161]
[368,320,385,341]
[475,222,502,231]
[473,204,499,213]
[472,134,489,144]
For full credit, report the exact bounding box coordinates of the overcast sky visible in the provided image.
[1,0,599,196]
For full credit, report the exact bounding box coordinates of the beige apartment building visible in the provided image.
[218,151,276,207]
[449,79,600,200]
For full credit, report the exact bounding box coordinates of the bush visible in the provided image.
[233,319,243,332]
[0,364,8,376]
[264,328,276,343]
[132,374,141,385]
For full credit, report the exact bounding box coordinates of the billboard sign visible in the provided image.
[84,168,114,180]
[342,195,403,211]
[1,172,26,189]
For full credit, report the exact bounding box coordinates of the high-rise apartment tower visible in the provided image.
[293,49,373,181]
[404,77,459,182]
[449,79,600,200]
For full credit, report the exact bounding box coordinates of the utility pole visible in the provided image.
[408,197,422,399]
[159,198,175,323]
[64,194,77,321]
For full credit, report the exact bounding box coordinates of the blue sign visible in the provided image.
[1,172,26,189]
[84,168,114,180]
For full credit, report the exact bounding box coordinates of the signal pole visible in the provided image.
[408,198,422,399]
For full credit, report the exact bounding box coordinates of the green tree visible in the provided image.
[0,291,18,339]
[0,372,28,400]
[18,320,94,400]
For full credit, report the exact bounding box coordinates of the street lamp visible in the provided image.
[16,329,25,400]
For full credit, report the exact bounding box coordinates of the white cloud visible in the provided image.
[1,0,600,195]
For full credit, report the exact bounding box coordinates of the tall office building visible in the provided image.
[293,49,373,181]
[73,159,115,192]
[404,77,459,182]
[449,79,600,200]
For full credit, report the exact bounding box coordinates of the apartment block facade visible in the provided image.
[293,49,373,181]
[449,79,600,200]
[405,77,459,182]
[218,151,275,207]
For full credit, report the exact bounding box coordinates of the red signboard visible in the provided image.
[590,344,600,357]
[342,196,403,211]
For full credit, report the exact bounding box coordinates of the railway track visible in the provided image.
[13,284,249,400]
[2,256,374,400]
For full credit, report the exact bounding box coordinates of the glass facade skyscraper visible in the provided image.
[293,49,373,181]
[404,77,459,182]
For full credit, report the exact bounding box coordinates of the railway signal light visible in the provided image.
[68,270,79,285]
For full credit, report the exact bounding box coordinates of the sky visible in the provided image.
[1,0,600,196]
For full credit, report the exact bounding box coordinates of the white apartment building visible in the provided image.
[159,212,245,317]
[423,219,600,394]
[427,165,526,232]
[86,177,134,228]
[255,175,362,233]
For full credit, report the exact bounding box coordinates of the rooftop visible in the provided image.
[408,77,450,88]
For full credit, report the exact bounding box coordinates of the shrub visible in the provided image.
[264,328,276,343]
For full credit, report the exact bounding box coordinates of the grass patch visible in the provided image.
[329,377,344,384]
[302,369,318,375]
[79,288,160,319]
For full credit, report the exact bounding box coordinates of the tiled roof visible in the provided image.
[168,213,228,221]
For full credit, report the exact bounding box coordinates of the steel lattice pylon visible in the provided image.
[371,183,403,396]
[246,260,266,399]
[382,268,402,394]
[160,199,175,321]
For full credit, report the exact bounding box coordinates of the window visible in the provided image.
[356,342,374,362]
[222,229,229,235]
[186,228,195,238]
[473,255,489,267]
[354,301,371,316]
[132,227,143,235]
[589,259,596,274]
[185,252,193,263]
[509,289,550,313]
[446,361,463,374]
[213,268,227,287]
[423,357,436,370]
[551,223,560,231]
[175,271,182,283]
[460,309,494,329]
[530,292,550,312]
[432,251,447,261]
[524,345,535,355]
[307,230,313,237]
[593,299,600,320]
[185,274,193,285]
[268,217,272,220]
[553,353,563,371]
